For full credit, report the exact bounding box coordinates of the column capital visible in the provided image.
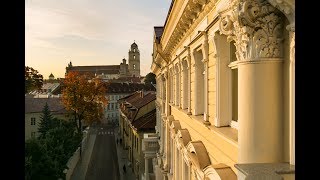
[219,0,285,61]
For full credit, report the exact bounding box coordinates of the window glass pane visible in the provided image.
[232,68,238,121]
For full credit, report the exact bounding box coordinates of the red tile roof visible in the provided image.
[66,65,121,75]
[132,109,156,131]
[25,97,66,113]
[154,26,164,43]
[130,92,156,109]
[119,91,156,131]
[105,82,156,93]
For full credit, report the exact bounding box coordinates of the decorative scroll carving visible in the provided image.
[219,0,284,61]
[267,0,295,26]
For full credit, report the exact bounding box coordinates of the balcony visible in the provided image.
[142,134,159,153]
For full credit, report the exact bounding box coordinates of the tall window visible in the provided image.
[175,64,180,106]
[133,55,136,59]
[133,64,136,69]
[215,33,239,128]
[31,117,36,125]
[229,42,238,124]
[193,48,204,115]
[133,48,136,52]
[182,59,188,109]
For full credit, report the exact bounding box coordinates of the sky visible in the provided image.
[26,0,171,79]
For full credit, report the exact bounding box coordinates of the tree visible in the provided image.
[38,102,56,138]
[25,119,81,180]
[25,66,44,93]
[62,71,107,133]
[144,72,156,85]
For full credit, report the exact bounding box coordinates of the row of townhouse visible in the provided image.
[118,91,159,180]
[151,0,295,179]
[104,82,156,124]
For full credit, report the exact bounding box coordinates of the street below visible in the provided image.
[85,124,120,180]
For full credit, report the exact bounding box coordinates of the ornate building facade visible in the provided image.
[151,0,295,179]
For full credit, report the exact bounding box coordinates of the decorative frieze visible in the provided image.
[219,0,284,61]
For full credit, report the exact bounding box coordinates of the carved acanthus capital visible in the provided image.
[267,0,295,26]
[219,0,284,61]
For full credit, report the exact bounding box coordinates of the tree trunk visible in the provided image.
[78,118,82,134]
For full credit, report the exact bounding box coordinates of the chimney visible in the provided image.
[140,91,144,98]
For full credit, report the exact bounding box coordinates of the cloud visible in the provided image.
[26,0,171,78]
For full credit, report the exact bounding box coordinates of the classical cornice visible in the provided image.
[162,0,216,57]
[219,0,285,61]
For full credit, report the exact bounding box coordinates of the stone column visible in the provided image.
[186,48,192,115]
[201,32,210,125]
[145,157,149,180]
[178,61,182,109]
[175,148,179,180]
[219,0,284,163]
[288,27,295,165]
[174,68,179,106]
[163,116,174,180]
[164,71,171,116]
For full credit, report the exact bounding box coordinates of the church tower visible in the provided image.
[128,41,140,77]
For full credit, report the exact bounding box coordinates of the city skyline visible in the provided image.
[26,0,171,79]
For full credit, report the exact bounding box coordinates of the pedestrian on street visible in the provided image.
[123,164,126,174]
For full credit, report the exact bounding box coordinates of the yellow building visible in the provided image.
[151,0,295,179]
[118,91,157,179]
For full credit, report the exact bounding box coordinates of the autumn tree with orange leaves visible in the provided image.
[62,71,107,133]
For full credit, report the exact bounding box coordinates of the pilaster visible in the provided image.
[201,32,211,125]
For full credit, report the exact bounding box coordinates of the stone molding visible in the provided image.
[170,120,182,139]
[164,0,216,55]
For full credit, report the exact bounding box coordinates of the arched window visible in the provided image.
[133,55,136,59]
[133,64,136,69]
[133,48,136,52]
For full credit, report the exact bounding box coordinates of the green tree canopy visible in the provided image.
[25,119,81,180]
[38,102,55,138]
[144,72,156,85]
[25,66,44,94]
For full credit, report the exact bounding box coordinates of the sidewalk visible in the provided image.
[70,127,97,180]
[114,126,136,180]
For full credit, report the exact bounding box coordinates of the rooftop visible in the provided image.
[25,97,67,113]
